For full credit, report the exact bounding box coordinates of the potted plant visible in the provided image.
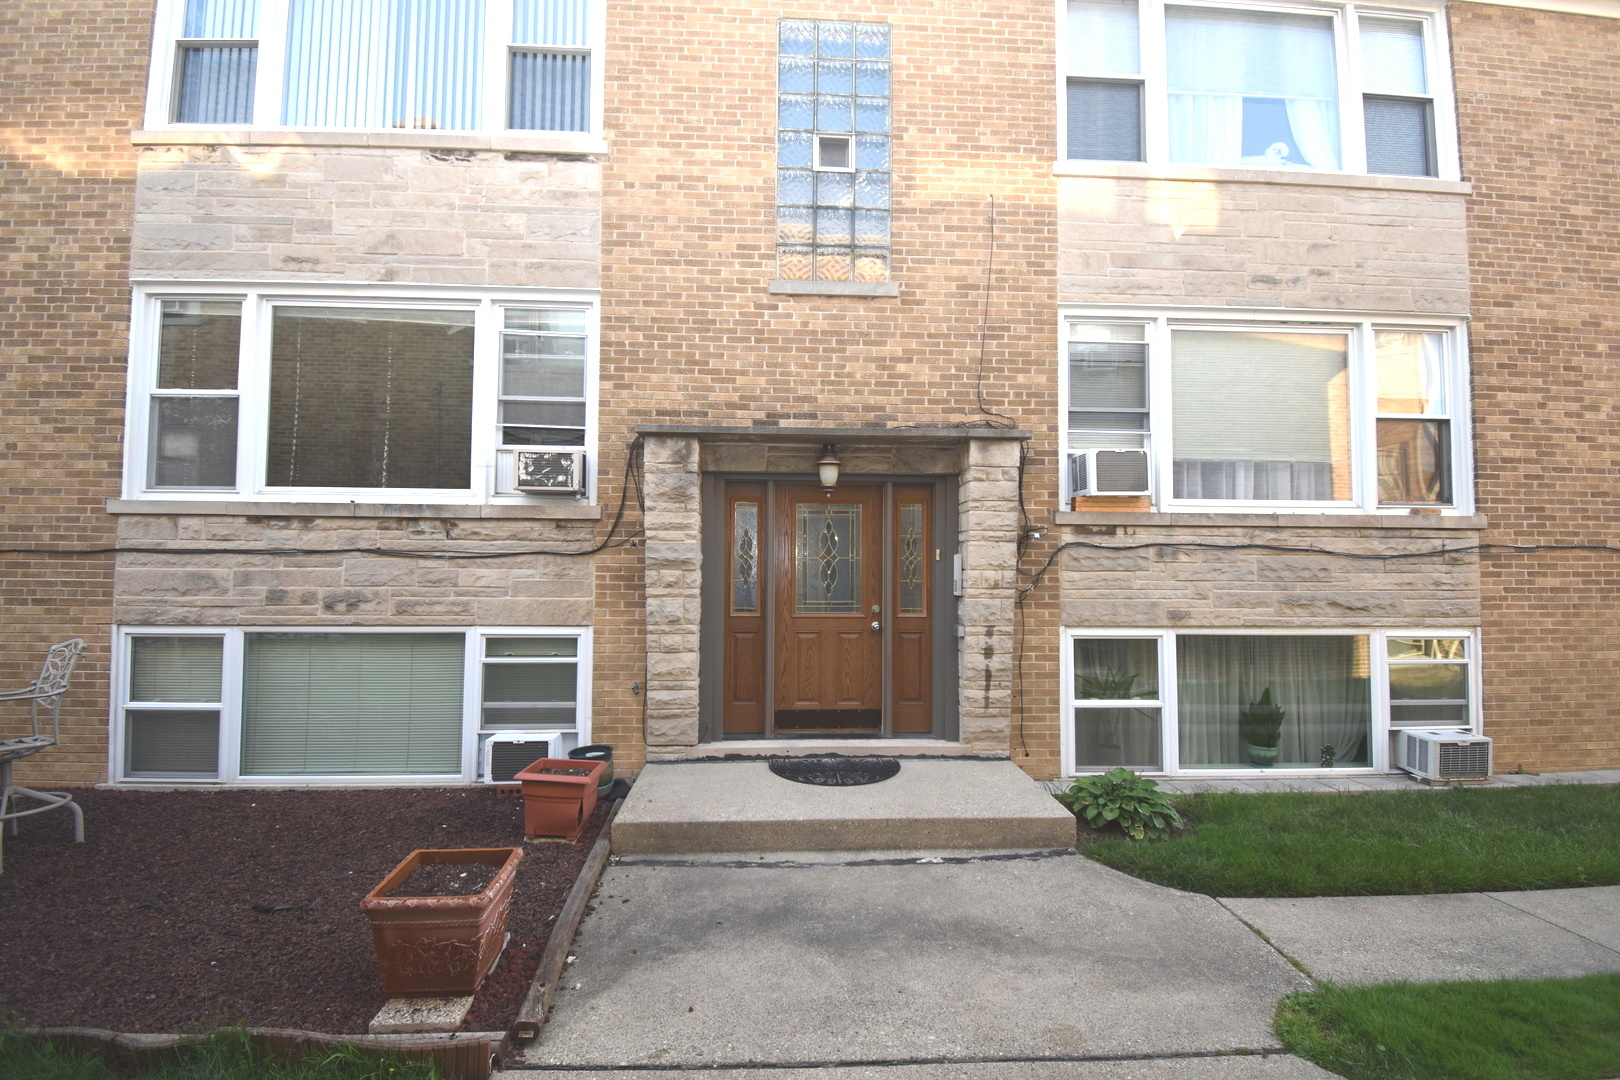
[360,846,523,997]
[514,757,608,842]
[1238,687,1285,767]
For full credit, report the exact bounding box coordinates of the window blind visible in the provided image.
[1068,0,1140,75]
[127,710,222,776]
[130,636,224,702]
[1172,331,1346,462]
[241,633,464,776]
[1359,17,1426,96]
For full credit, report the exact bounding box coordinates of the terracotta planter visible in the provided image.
[360,846,523,998]
[514,758,606,841]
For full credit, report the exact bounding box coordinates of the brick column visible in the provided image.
[642,435,703,749]
[957,437,1022,752]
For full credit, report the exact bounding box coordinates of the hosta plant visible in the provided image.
[1056,768,1183,841]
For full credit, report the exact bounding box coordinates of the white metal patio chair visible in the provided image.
[0,638,87,851]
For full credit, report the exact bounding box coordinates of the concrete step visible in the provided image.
[611,757,1077,854]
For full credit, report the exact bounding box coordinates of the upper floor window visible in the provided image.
[1062,309,1471,513]
[1063,0,1453,179]
[775,19,893,284]
[126,283,597,503]
[148,0,596,135]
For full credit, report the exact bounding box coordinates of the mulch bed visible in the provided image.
[0,787,610,1036]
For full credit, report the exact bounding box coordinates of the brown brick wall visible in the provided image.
[593,1,1064,775]
[1,0,152,784]
[1451,3,1620,770]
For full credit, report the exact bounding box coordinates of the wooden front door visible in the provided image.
[719,479,937,737]
[773,484,884,732]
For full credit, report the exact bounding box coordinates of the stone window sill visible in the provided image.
[1054,511,1487,530]
[1052,160,1471,196]
[768,280,899,297]
[106,499,602,521]
[131,129,609,157]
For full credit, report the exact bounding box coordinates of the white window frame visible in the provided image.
[1059,305,1474,515]
[1059,627,1482,777]
[1055,0,1461,182]
[143,0,605,141]
[111,625,592,784]
[123,281,599,505]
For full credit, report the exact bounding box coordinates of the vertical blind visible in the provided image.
[283,0,484,130]
[241,633,464,776]
[177,0,259,124]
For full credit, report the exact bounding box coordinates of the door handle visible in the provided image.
[871,621,881,632]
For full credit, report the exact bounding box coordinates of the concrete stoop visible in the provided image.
[611,758,1076,854]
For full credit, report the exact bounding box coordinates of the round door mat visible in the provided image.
[768,756,901,786]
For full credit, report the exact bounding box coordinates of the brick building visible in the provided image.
[1,0,1615,790]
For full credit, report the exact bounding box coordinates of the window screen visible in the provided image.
[265,307,474,489]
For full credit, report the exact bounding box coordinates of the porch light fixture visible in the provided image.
[817,444,842,494]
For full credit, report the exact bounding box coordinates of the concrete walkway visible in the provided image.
[498,769,1620,1078]
[505,850,1313,1070]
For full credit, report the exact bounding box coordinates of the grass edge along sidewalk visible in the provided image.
[0,1028,448,1080]
[1275,972,1620,1080]
[1078,784,1620,897]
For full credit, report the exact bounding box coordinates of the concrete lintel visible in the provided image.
[1054,511,1487,530]
[636,424,1031,444]
[105,499,603,521]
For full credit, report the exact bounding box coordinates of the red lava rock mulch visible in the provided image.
[0,786,609,1036]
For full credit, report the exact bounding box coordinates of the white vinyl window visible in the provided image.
[1061,628,1480,776]
[147,0,599,136]
[1060,0,1457,180]
[1060,308,1472,514]
[114,627,591,783]
[124,283,597,503]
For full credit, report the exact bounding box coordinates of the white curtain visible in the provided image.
[1166,5,1338,168]
[1178,636,1370,769]
[1285,98,1340,170]
[1167,93,1243,166]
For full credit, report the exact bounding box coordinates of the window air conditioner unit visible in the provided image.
[1396,729,1493,782]
[482,733,557,784]
[514,450,586,495]
[1070,449,1151,496]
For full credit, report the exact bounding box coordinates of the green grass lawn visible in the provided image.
[1080,783,1620,896]
[0,1032,443,1080]
[1276,974,1620,1080]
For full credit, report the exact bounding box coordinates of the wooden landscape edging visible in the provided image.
[510,793,624,1043]
[28,1026,507,1080]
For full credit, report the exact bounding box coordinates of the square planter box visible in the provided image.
[360,846,523,998]
[514,758,606,842]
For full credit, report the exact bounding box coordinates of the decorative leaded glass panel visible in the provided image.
[899,503,925,615]
[732,502,759,613]
[796,504,862,613]
[778,18,892,282]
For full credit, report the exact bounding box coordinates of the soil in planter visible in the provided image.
[389,861,502,897]
[0,787,610,1036]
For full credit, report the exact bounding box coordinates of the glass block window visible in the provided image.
[777,19,891,283]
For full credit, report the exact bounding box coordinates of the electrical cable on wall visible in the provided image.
[2,436,648,562]
[1015,538,1611,601]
